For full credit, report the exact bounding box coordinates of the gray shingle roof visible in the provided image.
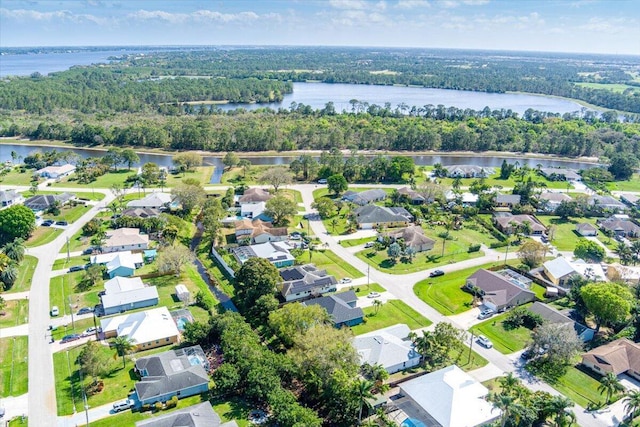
[528,302,592,338]
[135,402,237,427]
[303,291,363,325]
[466,269,536,308]
[279,264,337,298]
[354,205,411,225]
[24,192,74,210]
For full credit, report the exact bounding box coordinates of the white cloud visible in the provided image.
[0,7,109,24]
[463,0,489,5]
[577,17,634,34]
[395,0,430,9]
[329,0,369,9]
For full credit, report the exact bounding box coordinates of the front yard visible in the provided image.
[299,249,364,279]
[0,336,29,397]
[25,227,62,247]
[5,255,37,293]
[548,364,611,408]
[470,309,533,354]
[0,299,29,328]
[351,299,432,335]
[538,216,604,252]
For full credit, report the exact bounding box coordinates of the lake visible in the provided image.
[0,142,599,184]
[0,50,588,116]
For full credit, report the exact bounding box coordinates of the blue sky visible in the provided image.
[1,0,638,55]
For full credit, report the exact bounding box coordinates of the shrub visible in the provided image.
[468,244,481,253]
[490,241,508,249]
[154,402,163,412]
[504,306,544,330]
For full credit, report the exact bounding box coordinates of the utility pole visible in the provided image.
[468,330,474,364]
[69,296,75,330]
[66,236,70,262]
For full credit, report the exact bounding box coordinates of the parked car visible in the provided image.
[55,220,68,226]
[77,307,94,316]
[339,278,352,284]
[317,178,328,184]
[69,265,84,273]
[477,309,495,320]
[82,248,95,255]
[60,334,81,344]
[42,219,55,227]
[364,242,375,248]
[367,292,381,299]
[50,306,59,317]
[82,327,97,337]
[429,269,445,278]
[112,400,134,413]
[289,232,302,240]
[476,335,493,348]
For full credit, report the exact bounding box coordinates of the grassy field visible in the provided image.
[470,309,532,354]
[0,168,40,186]
[219,164,271,186]
[41,203,91,224]
[301,249,364,279]
[351,300,432,335]
[538,216,602,251]
[605,174,640,192]
[575,82,640,94]
[435,171,570,190]
[340,237,376,247]
[52,256,91,271]
[0,299,29,328]
[8,417,28,427]
[339,282,386,297]
[0,336,29,397]
[50,271,94,316]
[165,166,216,187]
[549,365,610,408]
[25,227,62,247]
[414,260,518,315]
[52,169,133,189]
[6,255,37,293]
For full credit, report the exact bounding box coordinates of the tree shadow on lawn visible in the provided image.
[209,396,252,422]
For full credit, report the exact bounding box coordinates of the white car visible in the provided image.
[367,292,381,298]
[477,309,494,320]
[364,242,375,248]
[476,335,493,348]
[82,327,97,337]
[339,278,352,284]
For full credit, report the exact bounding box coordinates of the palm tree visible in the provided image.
[372,299,383,315]
[489,392,516,427]
[0,253,18,290]
[2,238,25,263]
[113,336,135,369]
[355,378,374,424]
[330,218,339,233]
[624,390,640,422]
[542,395,575,427]
[598,372,624,404]
[498,372,520,397]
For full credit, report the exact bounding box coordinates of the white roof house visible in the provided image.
[36,164,76,178]
[399,365,499,427]
[572,259,607,282]
[240,201,267,219]
[353,324,420,374]
[101,277,159,316]
[91,250,142,265]
[127,192,174,209]
[100,306,179,350]
[543,257,578,287]
[104,228,149,253]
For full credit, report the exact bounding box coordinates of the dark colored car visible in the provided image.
[69,265,84,273]
[56,220,68,226]
[429,269,445,278]
[42,219,55,227]
[60,334,81,344]
[77,307,94,316]
[82,248,95,255]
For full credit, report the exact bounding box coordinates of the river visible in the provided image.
[0,142,598,184]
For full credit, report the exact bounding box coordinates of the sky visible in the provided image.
[0,0,639,55]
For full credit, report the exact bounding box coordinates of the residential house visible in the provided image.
[539,167,582,182]
[621,193,640,208]
[103,228,149,253]
[231,241,295,267]
[36,164,76,179]
[354,205,413,229]
[238,188,272,204]
[91,251,144,279]
[136,402,238,427]
[582,339,640,379]
[397,365,499,427]
[382,225,435,253]
[445,191,478,207]
[342,189,387,206]
[445,165,495,178]
[234,218,287,245]
[538,192,572,213]
[397,187,426,204]
[542,257,579,288]
[0,189,24,208]
[493,213,547,235]
[239,201,271,221]
[101,306,180,351]
[100,276,159,316]
[353,324,421,374]
[24,192,75,212]
[127,192,175,210]
[134,346,210,406]
[303,290,364,328]
[575,222,598,237]
[572,259,606,282]
[528,302,595,342]
[464,269,537,311]
[588,194,626,212]
[121,207,162,219]
[494,194,521,208]
[279,264,338,302]
[598,215,640,238]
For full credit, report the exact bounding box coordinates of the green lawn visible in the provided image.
[0,168,40,186]
[339,283,386,297]
[549,365,609,408]
[50,271,93,316]
[470,310,532,354]
[605,174,640,192]
[302,249,364,279]
[52,256,91,271]
[52,169,133,189]
[36,190,105,201]
[42,203,91,224]
[25,227,62,247]
[219,164,271,186]
[165,166,216,187]
[8,417,28,427]
[58,227,95,254]
[0,299,29,328]
[538,216,603,252]
[414,260,518,315]
[5,255,37,293]
[435,171,570,191]
[576,82,640,94]
[351,300,432,335]
[0,336,29,397]
[340,237,376,247]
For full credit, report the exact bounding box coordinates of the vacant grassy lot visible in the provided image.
[50,271,94,316]
[470,310,532,354]
[41,204,91,224]
[605,174,640,192]
[6,255,37,293]
[0,336,29,397]
[414,260,518,315]
[435,171,570,190]
[165,166,216,187]
[538,216,602,252]
[575,82,640,94]
[300,249,364,279]
[0,299,29,328]
[219,164,271,186]
[351,300,432,335]
[339,283,386,297]
[0,168,39,186]
[25,227,62,247]
[549,365,610,408]
[340,237,376,247]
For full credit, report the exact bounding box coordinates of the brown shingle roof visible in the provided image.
[582,339,640,375]
[238,188,272,204]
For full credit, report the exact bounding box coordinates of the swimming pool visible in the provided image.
[175,316,190,331]
[401,419,427,427]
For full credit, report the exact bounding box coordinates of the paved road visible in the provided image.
[26,190,115,427]
[295,183,607,427]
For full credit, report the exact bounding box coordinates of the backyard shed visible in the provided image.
[175,284,190,303]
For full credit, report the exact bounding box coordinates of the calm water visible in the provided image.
[0,143,598,184]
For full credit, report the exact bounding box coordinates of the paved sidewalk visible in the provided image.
[0,291,30,301]
[0,393,28,422]
[0,323,29,338]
